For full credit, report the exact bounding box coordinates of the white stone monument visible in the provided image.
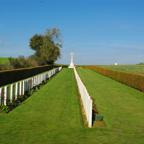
[68,52,74,68]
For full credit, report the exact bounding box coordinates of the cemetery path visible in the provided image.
[0,68,83,143]
[77,68,144,134]
[0,68,144,144]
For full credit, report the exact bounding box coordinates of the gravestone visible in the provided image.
[68,52,74,68]
[0,88,4,106]
[4,86,9,106]
[10,84,15,103]
[15,82,19,100]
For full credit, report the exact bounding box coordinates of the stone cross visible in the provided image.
[68,52,74,68]
[70,52,74,63]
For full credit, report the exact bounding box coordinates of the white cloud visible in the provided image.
[0,40,10,45]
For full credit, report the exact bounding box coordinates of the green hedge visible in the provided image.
[78,65,144,92]
[0,65,54,87]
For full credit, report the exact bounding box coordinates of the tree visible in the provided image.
[29,34,43,57]
[29,27,63,64]
[39,35,61,64]
[44,27,63,49]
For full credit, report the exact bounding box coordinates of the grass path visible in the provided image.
[0,68,82,143]
[0,68,144,143]
[77,68,144,137]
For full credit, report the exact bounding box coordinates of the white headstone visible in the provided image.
[22,81,25,95]
[10,84,15,103]
[33,77,36,87]
[19,81,23,96]
[4,86,9,106]
[15,83,19,100]
[0,88,4,106]
[26,79,29,91]
[68,52,74,68]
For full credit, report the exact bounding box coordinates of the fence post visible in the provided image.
[10,84,15,103]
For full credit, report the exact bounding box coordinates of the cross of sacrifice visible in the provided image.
[70,52,74,63]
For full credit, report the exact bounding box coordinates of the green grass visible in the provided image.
[77,68,144,141]
[54,63,69,66]
[0,68,83,143]
[0,68,144,143]
[0,57,17,64]
[98,65,144,75]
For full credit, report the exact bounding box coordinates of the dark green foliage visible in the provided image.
[8,55,30,69]
[26,55,47,66]
[95,114,103,121]
[10,100,20,108]
[0,105,10,113]
[29,34,43,57]
[29,27,63,65]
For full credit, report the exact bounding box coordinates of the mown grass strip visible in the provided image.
[77,68,144,135]
[0,68,83,143]
[0,68,144,143]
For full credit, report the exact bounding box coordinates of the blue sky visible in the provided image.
[0,0,144,65]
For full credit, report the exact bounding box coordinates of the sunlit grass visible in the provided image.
[0,57,17,64]
[0,68,144,143]
[98,65,144,75]
[77,68,144,139]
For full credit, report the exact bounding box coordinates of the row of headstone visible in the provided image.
[73,66,92,128]
[0,66,62,106]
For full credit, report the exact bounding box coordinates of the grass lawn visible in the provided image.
[77,68,144,142]
[0,68,144,143]
[98,65,144,75]
[0,57,17,64]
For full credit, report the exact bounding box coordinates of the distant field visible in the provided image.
[0,57,68,66]
[98,65,144,75]
[0,57,18,64]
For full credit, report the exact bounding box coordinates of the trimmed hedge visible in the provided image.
[78,65,144,92]
[0,65,54,87]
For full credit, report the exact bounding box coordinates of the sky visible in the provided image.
[0,0,144,65]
